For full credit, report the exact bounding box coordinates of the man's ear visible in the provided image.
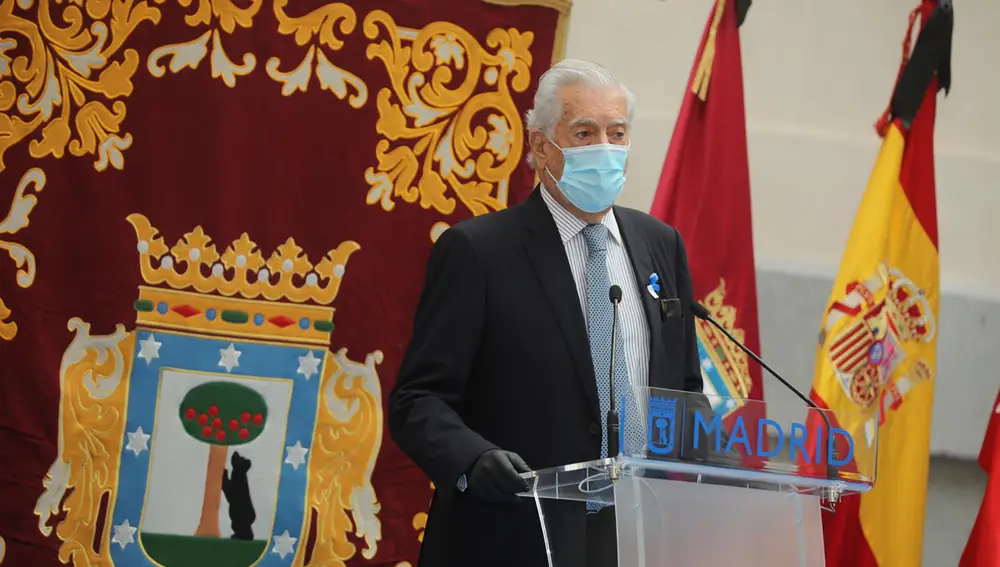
[529,130,548,163]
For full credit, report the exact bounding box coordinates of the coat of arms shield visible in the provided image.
[646,396,677,456]
[34,215,385,567]
[112,331,320,567]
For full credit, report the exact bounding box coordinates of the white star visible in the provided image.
[271,529,298,560]
[125,426,151,456]
[111,519,137,550]
[297,351,321,380]
[218,343,242,373]
[995,402,1000,415]
[284,441,309,470]
[701,358,714,370]
[137,334,162,365]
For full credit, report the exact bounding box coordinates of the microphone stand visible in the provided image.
[606,285,625,481]
[607,300,621,460]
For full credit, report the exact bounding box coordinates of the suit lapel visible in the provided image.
[615,207,665,388]
[521,189,600,420]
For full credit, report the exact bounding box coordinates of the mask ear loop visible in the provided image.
[543,136,565,187]
[621,140,631,182]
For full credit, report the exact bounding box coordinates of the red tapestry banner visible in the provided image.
[0,0,569,565]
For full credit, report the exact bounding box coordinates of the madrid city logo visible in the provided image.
[647,396,678,456]
[33,215,385,567]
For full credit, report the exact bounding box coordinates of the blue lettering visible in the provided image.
[814,424,824,462]
[789,422,809,463]
[693,410,723,452]
[756,418,782,458]
[725,416,751,454]
[829,427,854,466]
[678,414,856,466]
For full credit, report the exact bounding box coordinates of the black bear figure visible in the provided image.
[222,451,256,541]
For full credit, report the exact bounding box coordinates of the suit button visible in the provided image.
[589,422,600,435]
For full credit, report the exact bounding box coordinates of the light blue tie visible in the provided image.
[583,224,643,510]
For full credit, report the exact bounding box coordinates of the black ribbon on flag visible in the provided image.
[890,0,954,128]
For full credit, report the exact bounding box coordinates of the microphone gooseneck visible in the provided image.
[690,303,840,479]
[606,285,623,458]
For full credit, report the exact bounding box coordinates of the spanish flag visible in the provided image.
[959,389,1000,566]
[806,1,952,566]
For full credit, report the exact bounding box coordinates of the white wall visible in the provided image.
[563,0,1000,459]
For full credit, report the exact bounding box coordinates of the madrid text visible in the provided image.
[692,412,854,466]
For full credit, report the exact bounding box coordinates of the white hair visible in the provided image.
[524,59,636,167]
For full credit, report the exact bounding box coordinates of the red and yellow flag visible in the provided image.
[807,1,953,566]
[959,389,1000,566]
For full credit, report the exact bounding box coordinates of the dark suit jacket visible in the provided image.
[388,187,704,567]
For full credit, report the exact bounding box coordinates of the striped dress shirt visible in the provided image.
[540,188,651,419]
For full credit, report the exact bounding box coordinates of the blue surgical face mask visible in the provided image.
[545,140,629,214]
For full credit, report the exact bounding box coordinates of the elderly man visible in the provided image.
[388,59,704,567]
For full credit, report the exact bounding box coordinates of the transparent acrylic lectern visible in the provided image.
[519,387,878,567]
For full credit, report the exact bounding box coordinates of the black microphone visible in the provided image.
[606,285,623,458]
[689,302,839,479]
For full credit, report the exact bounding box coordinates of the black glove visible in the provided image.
[465,449,531,503]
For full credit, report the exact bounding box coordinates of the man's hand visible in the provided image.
[466,449,532,503]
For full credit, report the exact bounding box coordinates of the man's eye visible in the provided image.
[574,131,589,139]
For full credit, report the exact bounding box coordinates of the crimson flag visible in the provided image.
[649,0,765,446]
[959,389,1000,566]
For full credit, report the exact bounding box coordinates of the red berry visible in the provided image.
[252,413,263,426]
[229,419,239,431]
[239,428,249,440]
[185,408,196,420]
[198,414,208,425]
[208,405,219,416]
[212,418,222,429]
[202,426,212,438]
[241,412,251,423]
[216,430,226,442]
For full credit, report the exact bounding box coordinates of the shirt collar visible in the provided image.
[539,186,622,245]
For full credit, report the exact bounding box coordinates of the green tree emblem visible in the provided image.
[178,381,267,538]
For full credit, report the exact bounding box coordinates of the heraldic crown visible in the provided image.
[127,214,360,345]
[649,395,678,415]
[885,267,935,343]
